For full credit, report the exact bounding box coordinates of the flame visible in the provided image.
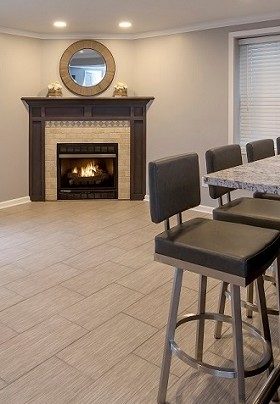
[72,162,99,177]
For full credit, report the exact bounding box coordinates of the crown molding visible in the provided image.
[0,12,280,40]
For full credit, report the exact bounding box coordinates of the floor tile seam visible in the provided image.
[111,281,147,297]
[0,322,89,385]
[132,351,183,381]
[1,292,90,334]
[4,277,87,301]
[106,235,155,251]
[0,352,94,393]
[0,296,91,335]
[4,259,89,287]
[119,312,159,333]
[55,318,158,382]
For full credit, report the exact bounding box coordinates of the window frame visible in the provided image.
[228,26,280,148]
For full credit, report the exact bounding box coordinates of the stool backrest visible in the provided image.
[149,154,200,224]
[205,144,242,200]
[246,139,275,163]
[277,137,280,155]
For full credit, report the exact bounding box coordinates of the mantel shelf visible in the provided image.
[22,96,154,106]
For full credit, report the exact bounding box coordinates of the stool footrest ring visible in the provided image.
[171,312,272,379]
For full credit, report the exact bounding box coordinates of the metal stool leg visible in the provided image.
[157,268,183,404]
[246,283,254,318]
[276,257,280,349]
[255,276,279,402]
[231,284,246,404]
[195,275,207,361]
[214,281,229,339]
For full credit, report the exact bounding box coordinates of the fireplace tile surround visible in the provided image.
[22,97,154,201]
[45,120,130,200]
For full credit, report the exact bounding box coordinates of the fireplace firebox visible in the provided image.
[57,143,118,199]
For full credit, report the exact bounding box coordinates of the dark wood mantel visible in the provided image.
[22,96,154,201]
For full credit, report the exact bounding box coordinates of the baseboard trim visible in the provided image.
[0,196,31,210]
[144,195,213,214]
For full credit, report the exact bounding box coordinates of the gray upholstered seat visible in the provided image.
[155,217,279,283]
[213,197,280,230]
[206,144,280,230]
[246,139,280,201]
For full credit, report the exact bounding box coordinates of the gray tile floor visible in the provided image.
[0,200,278,403]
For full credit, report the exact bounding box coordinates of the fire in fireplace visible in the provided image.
[57,143,118,199]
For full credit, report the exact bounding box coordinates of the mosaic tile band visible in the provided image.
[45,121,130,128]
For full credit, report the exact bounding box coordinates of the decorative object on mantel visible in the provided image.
[59,40,116,97]
[113,82,128,97]
[47,81,63,97]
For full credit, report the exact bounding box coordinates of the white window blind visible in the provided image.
[239,36,280,149]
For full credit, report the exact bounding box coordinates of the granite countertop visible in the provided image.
[203,155,280,194]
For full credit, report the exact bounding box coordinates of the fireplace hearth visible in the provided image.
[57,143,118,199]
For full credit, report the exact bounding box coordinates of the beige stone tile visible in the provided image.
[0,323,17,345]
[63,244,126,271]
[0,246,31,267]
[62,261,135,296]
[111,241,154,270]
[107,225,158,251]
[6,263,80,298]
[0,315,87,383]
[0,357,93,403]
[0,286,83,333]
[57,313,156,380]
[60,228,120,252]
[116,261,173,295]
[61,283,142,330]
[74,353,177,404]
[124,282,198,329]
[0,263,30,287]
[15,246,78,273]
[0,287,23,311]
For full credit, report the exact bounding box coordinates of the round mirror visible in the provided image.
[69,49,106,87]
[60,40,116,96]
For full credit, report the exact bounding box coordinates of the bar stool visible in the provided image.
[277,137,280,155]
[246,139,280,316]
[149,153,280,403]
[246,139,280,201]
[205,144,280,329]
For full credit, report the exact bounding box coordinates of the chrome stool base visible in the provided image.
[223,289,279,317]
[172,312,272,379]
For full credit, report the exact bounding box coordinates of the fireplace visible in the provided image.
[57,143,118,199]
[22,97,154,201]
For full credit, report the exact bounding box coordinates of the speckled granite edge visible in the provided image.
[203,155,280,195]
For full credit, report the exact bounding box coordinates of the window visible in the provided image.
[239,36,280,149]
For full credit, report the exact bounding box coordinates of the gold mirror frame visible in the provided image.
[59,40,116,96]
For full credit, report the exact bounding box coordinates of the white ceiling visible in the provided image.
[1,0,280,38]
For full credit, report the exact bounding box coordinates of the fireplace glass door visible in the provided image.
[57,143,118,199]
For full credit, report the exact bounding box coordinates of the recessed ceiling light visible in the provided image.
[53,21,67,28]
[119,21,132,29]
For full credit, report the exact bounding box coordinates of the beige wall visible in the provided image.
[134,20,280,206]
[0,33,41,202]
[134,31,228,205]
[1,20,280,204]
